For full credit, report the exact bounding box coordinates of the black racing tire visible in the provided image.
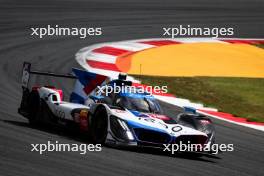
[90,107,108,144]
[40,100,58,125]
[28,91,41,126]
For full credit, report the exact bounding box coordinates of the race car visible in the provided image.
[18,62,215,151]
[18,62,90,129]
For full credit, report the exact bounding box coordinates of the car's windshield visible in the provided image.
[116,96,162,114]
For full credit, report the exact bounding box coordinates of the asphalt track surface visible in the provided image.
[0,0,264,176]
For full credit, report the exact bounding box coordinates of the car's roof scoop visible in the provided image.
[109,73,132,86]
[118,73,127,80]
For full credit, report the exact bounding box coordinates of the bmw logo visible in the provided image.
[172,126,182,132]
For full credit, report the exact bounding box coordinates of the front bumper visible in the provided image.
[107,115,211,149]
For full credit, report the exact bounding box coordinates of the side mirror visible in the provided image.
[184,106,196,114]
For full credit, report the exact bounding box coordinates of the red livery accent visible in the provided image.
[32,86,40,91]
[32,86,64,101]
[79,110,89,131]
[148,114,171,120]
[49,87,63,101]
[53,89,63,101]
[83,74,107,95]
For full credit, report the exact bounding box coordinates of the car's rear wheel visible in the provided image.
[28,91,41,126]
[90,107,108,144]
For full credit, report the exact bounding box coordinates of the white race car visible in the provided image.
[18,62,215,152]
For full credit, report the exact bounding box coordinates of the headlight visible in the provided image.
[125,131,134,140]
[117,118,130,131]
[110,115,134,141]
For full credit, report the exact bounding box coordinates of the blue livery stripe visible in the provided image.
[70,92,85,104]
[72,68,97,86]
[126,119,167,134]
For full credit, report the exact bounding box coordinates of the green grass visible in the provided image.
[255,44,264,49]
[134,76,264,123]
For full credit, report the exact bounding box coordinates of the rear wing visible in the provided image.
[21,62,76,89]
[21,62,128,104]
